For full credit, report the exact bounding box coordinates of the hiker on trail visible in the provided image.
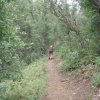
[48,45,54,59]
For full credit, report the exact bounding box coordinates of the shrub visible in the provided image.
[91,73,100,87]
[95,56,100,67]
[61,51,80,71]
[0,58,47,100]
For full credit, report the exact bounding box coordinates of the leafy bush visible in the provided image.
[58,43,97,72]
[22,52,40,65]
[91,73,100,87]
[61,51,80,71]
[78,50,96,66]
[57,43,69,58]
[0,52,25,82]
[0,58,47,100]
[95,56,100,67]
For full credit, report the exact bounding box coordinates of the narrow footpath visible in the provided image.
[43,58,100,100]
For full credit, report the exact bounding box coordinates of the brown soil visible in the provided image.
[42,58,100,100]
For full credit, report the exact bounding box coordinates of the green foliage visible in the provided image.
[0,0,24,81]
[0,0,100,98]
[0,0,51,82]
[57,43,79,71]
[95,57,100,66]
[53,0,100,77]
[62,51,80,71]
[0,58,47,100]
[91,72,100,87]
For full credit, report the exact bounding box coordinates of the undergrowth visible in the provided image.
[57,44,100,87]
[0,58,47,100]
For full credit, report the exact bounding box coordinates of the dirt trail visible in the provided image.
[43,58,100,100]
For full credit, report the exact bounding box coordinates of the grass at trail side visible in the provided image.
[0,58,47,100]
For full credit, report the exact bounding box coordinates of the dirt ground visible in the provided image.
[42,58,100,100]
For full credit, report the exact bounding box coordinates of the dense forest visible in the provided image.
[0,0,100,100]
